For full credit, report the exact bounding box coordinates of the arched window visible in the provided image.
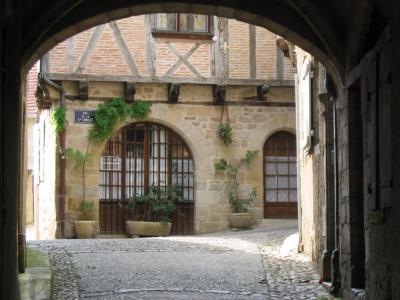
[99,122,194,234]
[263,131,297,218]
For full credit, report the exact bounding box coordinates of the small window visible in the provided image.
[152,13,213,40]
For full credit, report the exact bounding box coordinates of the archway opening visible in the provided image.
[263,131,297,219]
[99,122,195,234]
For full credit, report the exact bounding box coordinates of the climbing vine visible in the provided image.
[214,150,259,213]
[89,98,151,142]
[51,106,67,136]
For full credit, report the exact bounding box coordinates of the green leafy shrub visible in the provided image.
[79,200,95,220]
[128,185,183,224]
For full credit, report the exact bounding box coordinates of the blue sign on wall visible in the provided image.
[74,110,95,124]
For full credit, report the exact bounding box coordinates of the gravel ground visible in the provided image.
[29,220,330,300]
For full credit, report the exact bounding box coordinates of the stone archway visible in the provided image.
[2,2,400,300]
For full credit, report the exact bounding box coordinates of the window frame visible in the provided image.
[263,131,297,204]
[151,13,214,41]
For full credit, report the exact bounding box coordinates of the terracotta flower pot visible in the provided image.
[75,220,97,238]
[228,213,252,229]
[125,221,172,237]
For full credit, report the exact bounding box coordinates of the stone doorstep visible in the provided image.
[95,234,128,239]
[19,267,52,300]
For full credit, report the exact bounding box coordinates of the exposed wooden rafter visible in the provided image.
[257,84,270,101]
[47,72,295,87]
[123,82,136,103]
[168,83,180,103]
[213,85,226,105]
[78,81,89,100]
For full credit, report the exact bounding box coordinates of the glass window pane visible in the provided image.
[290,190,297,202]
[290,176,297,188]
[289,163,297,175]
[193,15,208,32]
[155,13,176,30]
[99,186,105,198]
[278,190,289,202]
[266,176,276,188]
[265,156,276,161]
[277,163,288,175]
[278,176,289,189]
[266,190,277,202]
[266,163,276,175]
[156,13,168,29]
[277,156,288,161]
[289,156,296,161]
[167,14,177,30]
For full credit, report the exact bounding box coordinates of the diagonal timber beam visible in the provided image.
[109,21,140,77]
[74,24,105,74]
[164,43,203,78]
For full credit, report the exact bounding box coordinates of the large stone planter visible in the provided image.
[75,220,97,238]
[228,213,252,229]
[126,221,172,237]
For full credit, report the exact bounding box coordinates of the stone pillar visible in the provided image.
[0,0,23,298]
[318,63,336,282]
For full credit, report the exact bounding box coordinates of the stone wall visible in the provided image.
[296,49,331,276]
[33,111,58,240]
[54,81,295,237]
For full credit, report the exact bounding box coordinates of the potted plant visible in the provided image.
[217,123,233,145]
[74,200,97,238]
[65,148,98,238]
[217,105,233,145]
[214,150,259,229]
[126,185,183,237]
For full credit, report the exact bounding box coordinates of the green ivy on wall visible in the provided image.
[51,106,67,136]
[89,98,151,142]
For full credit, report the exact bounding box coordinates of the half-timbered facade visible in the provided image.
[34,14,297,238]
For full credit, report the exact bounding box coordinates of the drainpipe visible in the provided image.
[39,54,66,238]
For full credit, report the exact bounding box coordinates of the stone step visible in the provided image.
[95,234,128,239]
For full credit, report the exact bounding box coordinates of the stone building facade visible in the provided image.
[35,14,297,238]
[295,16,394,298]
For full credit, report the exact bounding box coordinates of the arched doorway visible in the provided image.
[99,122,195,234]
[263,131,297,218]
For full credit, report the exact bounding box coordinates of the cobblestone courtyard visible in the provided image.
[30,220,330,299]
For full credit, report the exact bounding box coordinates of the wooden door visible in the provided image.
[99,122,195,234]
[263,131,298,218]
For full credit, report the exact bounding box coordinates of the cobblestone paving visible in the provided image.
[30,220,330,299]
